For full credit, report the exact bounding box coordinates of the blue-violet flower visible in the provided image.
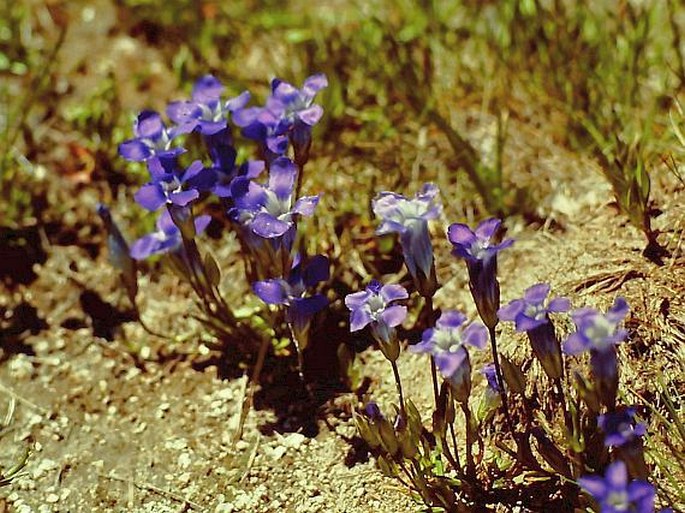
[118,111,185,163]
[410,311,487,401]
[345,280,408,361]
[578,460,655,513]
[372,183,441,297]
[448,218,513,328]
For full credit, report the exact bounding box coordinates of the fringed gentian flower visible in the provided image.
[599,407,649,480]
[270,73,328,164]
[345,280,408,361]
[448,218,513,329]
[233,74,327,164]
[410,311,488,402]
[232,104,290,158]
[130,209,210,260]
[134,160,205,212]
[372,183,441,297]
[478,363,503,421]
[252,255,329,342]
[498,283,571,379]
[599,408,647,448]
[228,156,319,243]
[166,75,250,136]
[563,297,629,407]
[578,460,655,513]
[118,111,185,163]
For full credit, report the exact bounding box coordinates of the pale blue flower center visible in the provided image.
[605,490,629,510]
[524,302,547,320]
[366,295,386,320]
[433,328,462,352]
[585,317,615,350]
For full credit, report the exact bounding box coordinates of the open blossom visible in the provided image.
[345,280,408,360]
[130,209,210,260]
[598,408,647,448]
[118,111,185,163]
[498,283,571,332]
[448,218,513,328]
[167,75,250,136]
[253,255,329,333]
[498,283,571,379]
[134,160,205,211]
[563,298,629,355]
[232,73,327,164]
[373,184,441,296]
[228,157,319,240]
[411,311,487,400]
[448,218,514,264]
[564,297,630,407]
[578,461,655,513]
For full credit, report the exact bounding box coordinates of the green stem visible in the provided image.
[233,335,271,444]
[487,325,515,437]
[390,359,405,413]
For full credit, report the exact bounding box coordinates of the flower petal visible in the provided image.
[253,279,289,305]
[380,284,409,303]
[297,105,323,126]
[135,111,165,139]
[474,218,501,240]
[302,255,330,287]
[524,283,550,304]
[345,290,371,311]
[462,322,488,349]
[293,195,319,217]
[563,332,588,355]
[350,307,372,332]
[251,212,291,238]
[119,140,152,162]
[447,223,476,248]
[548,297,571,313]
[380,305,407,328]
[498,299,525,322]
[437,310,467,329]
[134,184,166,211]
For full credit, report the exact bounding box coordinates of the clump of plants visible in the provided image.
[100,73,332,433]
[347,196,678,511]
[104,68,680,512]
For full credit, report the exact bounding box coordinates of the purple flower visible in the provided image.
[498,283,571,379]
[133,160,204,211]
[563,298,630,356]
[252,254,329,332]
[130,209,210,260]
[564,298,629,407]
[166,75,250,136]
[232,74,327,163]
[498,283,571,332]
[228,157,319,240]
[270,73,328,129]
[448,218,513,328]
[345,281,408,333]
[447,218,514,263]
[598,408,647,448]
[118,111,185,163]
[372,184,441,296]
[411,311,488,381]
[232,105,290,157]
[481,363,501,393]
[345,280,408,360]
[578,460,655,513]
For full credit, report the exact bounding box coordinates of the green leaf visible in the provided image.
[204,252,222,288]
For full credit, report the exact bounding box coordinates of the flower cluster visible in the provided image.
[115,74,327,264]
